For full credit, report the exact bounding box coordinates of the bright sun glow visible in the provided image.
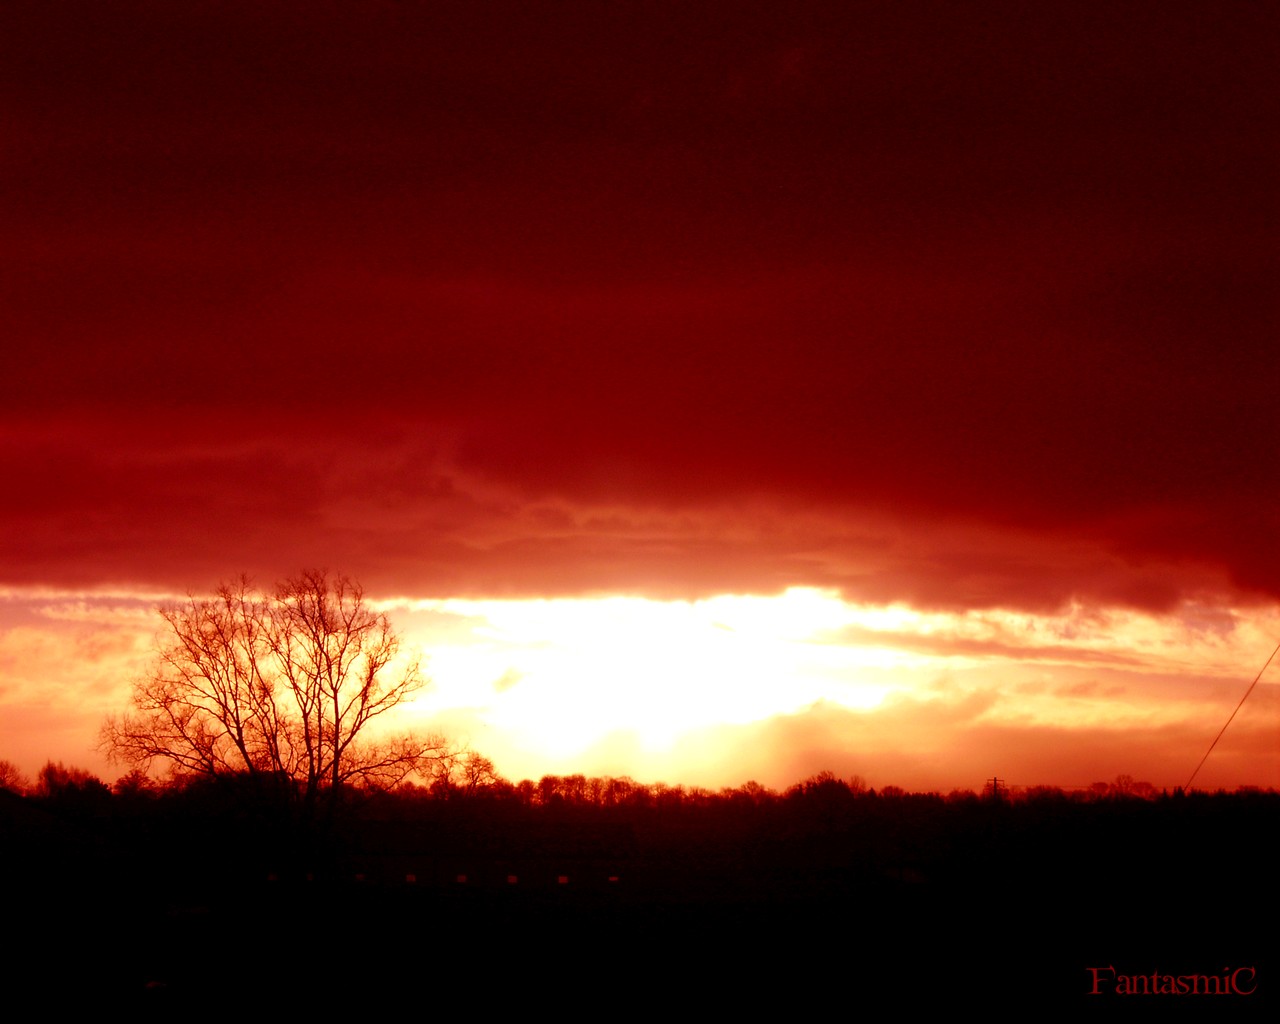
[4,585,1275,790]
[387,588,1280,778]
[407,589,899,758]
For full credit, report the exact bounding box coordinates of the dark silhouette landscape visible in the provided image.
[4,763,1275,1013]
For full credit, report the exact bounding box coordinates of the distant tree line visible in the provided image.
[2,755,1264,815]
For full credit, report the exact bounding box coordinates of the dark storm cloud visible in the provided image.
[3,2,1276,607]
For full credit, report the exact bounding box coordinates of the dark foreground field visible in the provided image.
[5,786,1275,1016]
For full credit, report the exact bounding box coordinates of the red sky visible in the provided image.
[2,2,1277,791]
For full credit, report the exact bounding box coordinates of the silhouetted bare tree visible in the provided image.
[459,751,498,793]
[0,758,28,793]
[102,571,451,812]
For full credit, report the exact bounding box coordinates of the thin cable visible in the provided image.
[1185,639,1280,791]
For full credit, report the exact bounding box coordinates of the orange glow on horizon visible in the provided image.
[0,585,1276,793]
[385,589,1280,791]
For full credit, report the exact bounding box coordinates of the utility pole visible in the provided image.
[987,776,1004,802]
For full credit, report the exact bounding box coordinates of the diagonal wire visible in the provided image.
[1185,639,1280,791]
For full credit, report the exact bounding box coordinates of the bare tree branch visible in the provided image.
[101,571,453,812]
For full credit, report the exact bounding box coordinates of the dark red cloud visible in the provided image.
[3,2,1277,608]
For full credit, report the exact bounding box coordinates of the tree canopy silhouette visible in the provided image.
[103,571,449,809]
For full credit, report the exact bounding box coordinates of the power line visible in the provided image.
[1185,639,1280,791]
